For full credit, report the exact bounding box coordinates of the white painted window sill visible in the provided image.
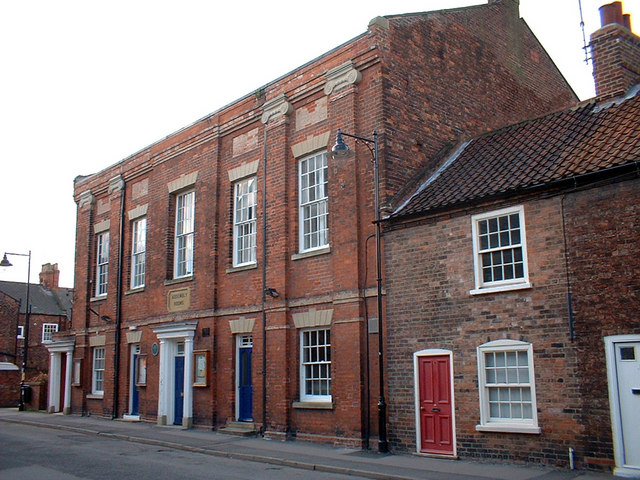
[291,246,331,261]
[470,282,531,296]
[226,263,257,274]
[125,287,145,295]
[292,401,333,410]
[86,394,104,400]
[476,423,541,434]
[164,275,193,286]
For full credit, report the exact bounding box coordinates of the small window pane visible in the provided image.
[620,347,635,361]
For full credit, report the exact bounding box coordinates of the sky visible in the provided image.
[1,0,638,288]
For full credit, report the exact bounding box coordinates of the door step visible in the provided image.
[218,421,258,436]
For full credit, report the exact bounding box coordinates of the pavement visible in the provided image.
[0,408,615,480]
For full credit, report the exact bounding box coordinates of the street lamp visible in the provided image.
[331,129,388,453]
[1,251,32,411]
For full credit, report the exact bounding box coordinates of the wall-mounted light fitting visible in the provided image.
[264,287,279,298]
[89,307,112,322]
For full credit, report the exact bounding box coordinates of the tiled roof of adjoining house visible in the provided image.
[392,84,640,219]
[0,281,73,317]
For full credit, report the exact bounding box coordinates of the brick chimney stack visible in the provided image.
[590,2,640,100]
[39,263,60,290]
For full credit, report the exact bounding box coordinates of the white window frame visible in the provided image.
[92,346,105,395]
[298,152,329,253]
[470,206,530,295]
[300,328,331,402]
[233,177,257,267]
[131,217,147,289]
[95,231,109,296]
[476,339,540,434]
[17,325,24,339]
[174,190,195,279]
[42,323,58,343]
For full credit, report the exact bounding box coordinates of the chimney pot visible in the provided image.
[599,2,623,28]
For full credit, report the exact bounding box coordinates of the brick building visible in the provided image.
[52,0,576,446]
[384,2,640,473]
[0,263,72,406]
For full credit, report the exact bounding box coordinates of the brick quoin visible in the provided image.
[60,0,575,448]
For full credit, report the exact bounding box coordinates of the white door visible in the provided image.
[606,336,640,477]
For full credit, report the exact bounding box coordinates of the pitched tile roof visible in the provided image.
[392,84,640,219]
[0,281,73,317]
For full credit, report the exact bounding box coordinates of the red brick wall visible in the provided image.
[385,176,640,469]
[379,1,577,200]
[385,195,582,466]
[0,369,20,407]
[67,0,577,447]
[564,178,640,468]
[0,292,19,363]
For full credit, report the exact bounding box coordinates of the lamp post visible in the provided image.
[1,251,32,411]
[331,129,388,453]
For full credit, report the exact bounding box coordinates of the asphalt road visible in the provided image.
[0,422,370,480]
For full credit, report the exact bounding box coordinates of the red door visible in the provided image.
[418,355,453,454]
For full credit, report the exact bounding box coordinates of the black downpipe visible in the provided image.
[113,179,126,419]
[261,124,268,434]
[561,194,575,342]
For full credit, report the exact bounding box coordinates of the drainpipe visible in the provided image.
[261,123,268,435]
[112,177,126,419]
[560,194,575,342]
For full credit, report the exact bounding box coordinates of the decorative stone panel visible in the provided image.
[291,132,330,159]
[167,171,198,193]
[293,308,333,329]
[127,204,148,221]
[78,191,95,208]
[108,175,125,194]
[233,128,259,157]
[229,317,256,334]
[126,330,142,344]
[89,335,106,347]
[228,160,260,183]
[94,219,110,234]
[324,61,362,95]
[296,97,328,131]
[132,178,149,200]
[261,94,294,124]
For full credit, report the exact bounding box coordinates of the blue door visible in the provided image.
[238,347,253,421]
[131,354,139,415]
[174,355,184,425]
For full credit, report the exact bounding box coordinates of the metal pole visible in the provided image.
[18,251,31,411]
[332,130,388,452]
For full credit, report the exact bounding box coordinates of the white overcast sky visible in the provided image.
[1,1,638,288]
